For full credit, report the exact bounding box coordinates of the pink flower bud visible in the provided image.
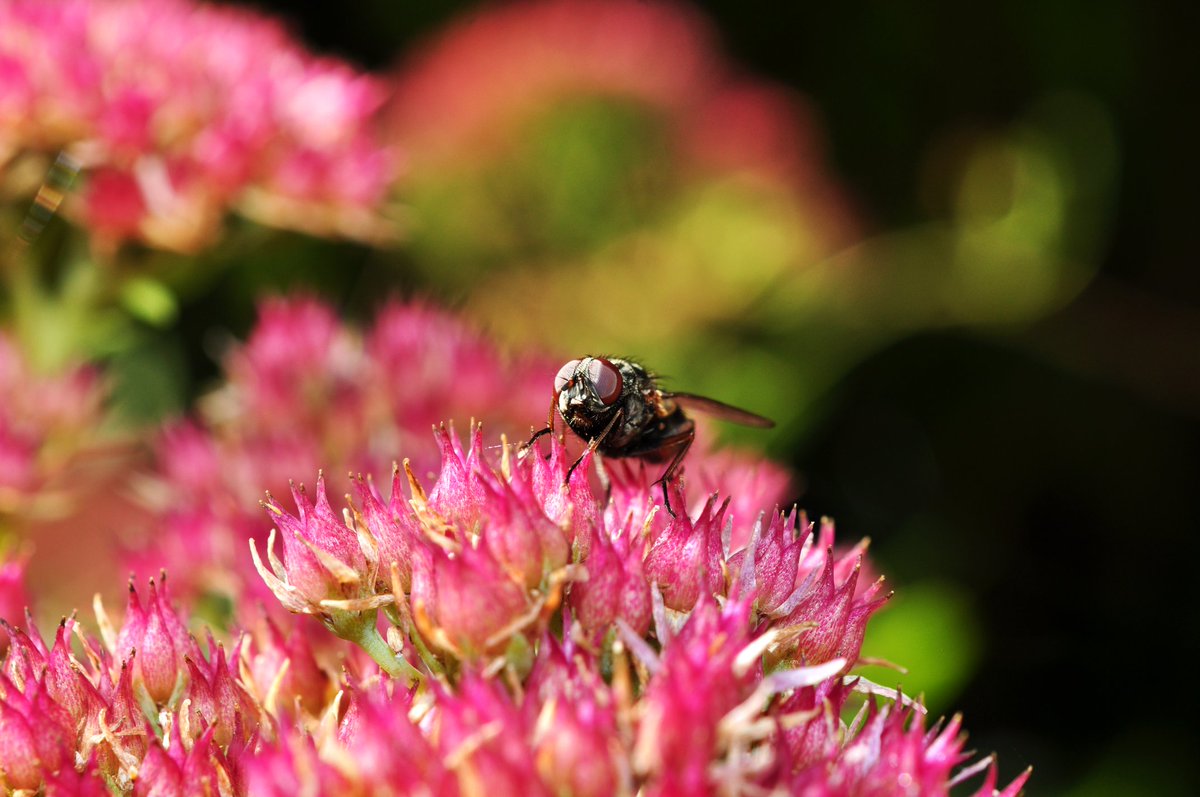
[255,476,372,614]
[182,635,258,748]
[114,577,195,705]
[246,615,329,719]
[93,657,150,782]
[773,521,891,668]
[428,422,488,530]
[529,436,598,535]
[476,463,569,589]
[0,678,73,792]
[571,521,649,637]
[410,541,527,658]
[350,468,420,592]
[643,491,727,612]
[727,508,808,614]
[43,618,105,731]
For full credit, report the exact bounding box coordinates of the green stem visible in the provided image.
[329,608,423,684]
[383,601,446,677]
[407,620,447,677]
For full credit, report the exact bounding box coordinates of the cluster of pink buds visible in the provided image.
[0,570,344,795]
[0,0,400,251]
[2,573,1029,795]
[0,362,1029,793]
[100,297,1029,793]
[242,420,1028,794]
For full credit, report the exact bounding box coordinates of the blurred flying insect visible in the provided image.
[16,151,81,247]
[522,356,773,516]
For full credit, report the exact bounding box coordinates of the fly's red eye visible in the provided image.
[554,359,581,393]
[586,358,623,405]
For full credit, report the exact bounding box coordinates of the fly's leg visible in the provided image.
[519,395,560,460]
[565,408,623,484]
[650,428,695,518]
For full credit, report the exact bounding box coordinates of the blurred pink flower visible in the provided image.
[0,0,400,251]
[243,614,329,720]
[0,333,103,511]
[388,0,860,313]
[390,0,851,213]
[131,297,556,606]
[0,552,31,634]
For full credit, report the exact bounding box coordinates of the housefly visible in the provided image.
[521,356,773,516]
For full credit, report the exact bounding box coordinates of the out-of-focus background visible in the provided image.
[2,0,1196,794]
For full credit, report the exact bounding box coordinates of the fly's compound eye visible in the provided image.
[554,359,581,393]
[586,358,623,405]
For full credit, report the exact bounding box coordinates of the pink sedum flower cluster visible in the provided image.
[242,422,1027,795]
[0,0,399,252]
[0,297,1029,794]
[0,432,1029,794]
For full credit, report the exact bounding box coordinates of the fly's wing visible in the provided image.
[665,392,775,428]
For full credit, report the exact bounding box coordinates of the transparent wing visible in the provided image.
[665,392,775,428]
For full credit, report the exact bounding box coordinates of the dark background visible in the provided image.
[222,2,1200,793]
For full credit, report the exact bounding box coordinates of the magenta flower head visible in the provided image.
[430,674,549,797]
[779,699,1032,796]
[134,723,233,797]
[253,476,382,616]
[114,300,1031,794]
[634,598,759,792]
[770,518,891,669]
[243,730,353,797]
[529,663,622,797]
[727,507,808,615]
[244,614,330,719]
[181,635,258,748]
[338,681,455,793]
[348,467,421,594]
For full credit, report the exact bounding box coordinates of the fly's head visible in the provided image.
[554,357,626,438]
